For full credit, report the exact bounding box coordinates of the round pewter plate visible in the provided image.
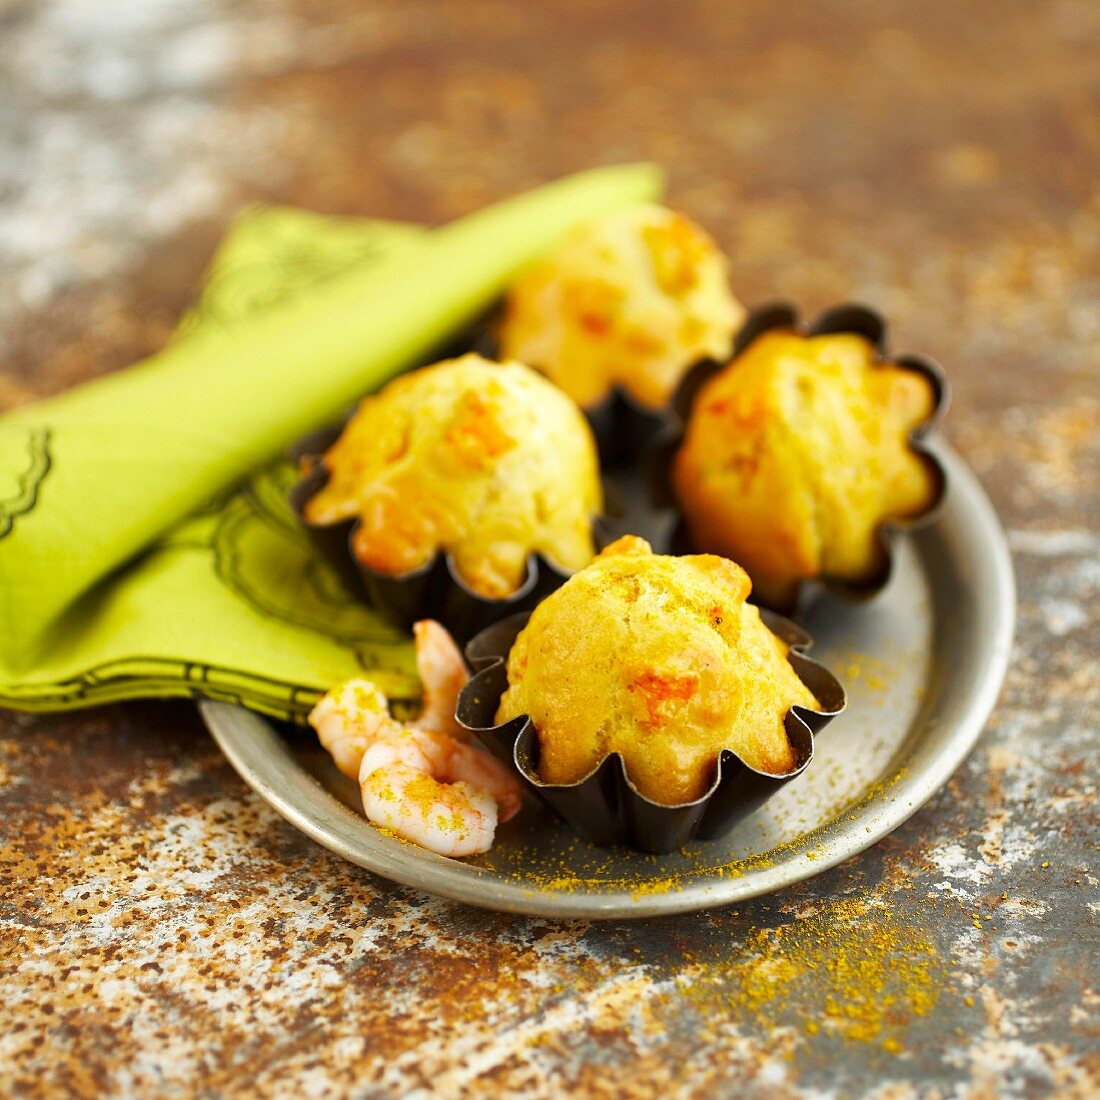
[200,444,1014,919]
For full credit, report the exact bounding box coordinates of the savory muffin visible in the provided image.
[304,354,601,598]
[673,329,939,607]
[498,203,744,410]
[494,535,819,805]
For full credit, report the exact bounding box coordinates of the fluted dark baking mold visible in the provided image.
[289,427,604,644]
[649,302,950,613]
[457,610,846,854]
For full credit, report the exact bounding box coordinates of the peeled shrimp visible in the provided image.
[308,619,471,781]
[307,619,522,856]
[411,619,471,740]
[308,678,398,780]
[359,726,521,857]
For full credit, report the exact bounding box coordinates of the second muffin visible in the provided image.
[304,353,602,598]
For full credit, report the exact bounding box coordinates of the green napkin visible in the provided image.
[0,166,663,718]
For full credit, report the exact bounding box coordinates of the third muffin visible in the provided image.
[672,325,941,608]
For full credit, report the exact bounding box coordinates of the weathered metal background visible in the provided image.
[1,1,1096,1095]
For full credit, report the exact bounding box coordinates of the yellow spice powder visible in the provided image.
[684,894,943,1049]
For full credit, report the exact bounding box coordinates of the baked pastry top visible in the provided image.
[499,203,743,410]
[673,329,939,607]
[305,354,602,598]
[495,535,818,805]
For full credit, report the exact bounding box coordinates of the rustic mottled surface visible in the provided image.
[1,1,1097,1096]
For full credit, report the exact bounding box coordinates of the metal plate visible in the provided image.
[200,443,1014,918]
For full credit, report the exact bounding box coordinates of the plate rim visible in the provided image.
[200,443,1015,919]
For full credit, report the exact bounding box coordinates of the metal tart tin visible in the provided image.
[289,427,605,645]
[457,610,846,854]
[579,383,680,471]
[204,438,1015,915]
[649,302,950,614]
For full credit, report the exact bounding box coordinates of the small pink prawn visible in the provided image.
[410,619,471,740]
[307,620,522,856]
[309,678,396,780]
[359,726,522,857]
[308,620,470,778]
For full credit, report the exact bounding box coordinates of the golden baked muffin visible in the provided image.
[495,535,819,805]
[305,354,601,598]
[673,330,939,607]
[498,203,744,410]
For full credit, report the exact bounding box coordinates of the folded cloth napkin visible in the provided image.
[0,165,663,718]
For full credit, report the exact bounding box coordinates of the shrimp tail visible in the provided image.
[412,619,470,739]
